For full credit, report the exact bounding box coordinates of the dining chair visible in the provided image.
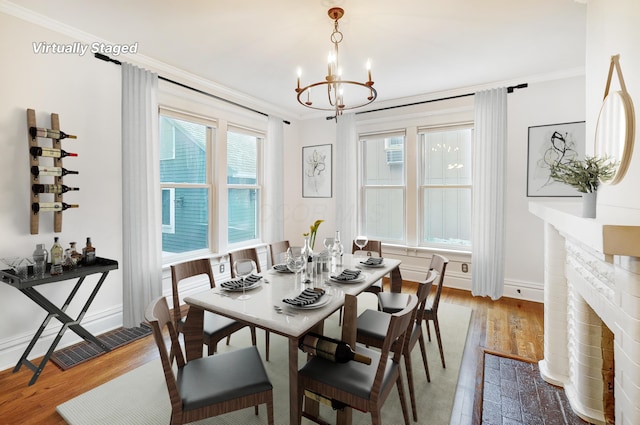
[338,239,384,325]
[171,258,257,357]
[145,296,274,425]
[378,253,449,368]
[356,270,437,421]
[228,247,270,360]
[296,293,417,425]
[268,240,290,266]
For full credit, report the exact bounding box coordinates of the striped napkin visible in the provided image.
[360,257,384,266]
[331,269,361,281]
[283,288,325,306]
[273,264,293,273]
[220,274,262,290]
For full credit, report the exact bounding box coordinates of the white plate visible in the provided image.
[220,279,262,292]
[287,294,331,310]
[329,275,366,284]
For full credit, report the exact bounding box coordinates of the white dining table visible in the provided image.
[183,253,401,425]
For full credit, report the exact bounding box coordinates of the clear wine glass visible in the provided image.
[286,247,305,287]
[233,259,256,300]
[354,235,368,255]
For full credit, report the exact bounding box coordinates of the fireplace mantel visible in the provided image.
[530,200,640,425]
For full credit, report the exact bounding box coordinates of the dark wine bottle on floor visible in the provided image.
[31,202,79,213]
[31,166,79,177]
[29,146,78,158]
[29,126,77,140]
[299,333,371,364]
[32,184,80,194]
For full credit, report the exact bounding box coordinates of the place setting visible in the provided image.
[327,268,366,284]
[281,287,331,310]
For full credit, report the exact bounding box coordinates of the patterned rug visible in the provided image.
[50,324,151,370]
[478,351,588,424]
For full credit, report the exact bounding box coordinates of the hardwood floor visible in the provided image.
[0,287,544,425]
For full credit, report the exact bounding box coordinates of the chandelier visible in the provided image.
[295,7,377,119]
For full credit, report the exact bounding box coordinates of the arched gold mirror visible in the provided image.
[595,55,635,185]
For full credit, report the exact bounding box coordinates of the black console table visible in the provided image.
[0,257,118,385]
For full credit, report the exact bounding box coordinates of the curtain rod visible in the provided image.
[353,83,528,117]
[94,53,291,125]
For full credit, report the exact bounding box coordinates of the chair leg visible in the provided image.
[404,352,418,422]
[425,318,432,341]
[226,335,231,345]
[338,307,343,325]
[266,398,275,425]
[371,409,382,425]
[396,373,411,425]
[433,317,446,368]
[417,333,431,382]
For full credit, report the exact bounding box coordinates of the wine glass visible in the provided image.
[354,235,369,253]
[286,247,305,287]
[233,259,256,300]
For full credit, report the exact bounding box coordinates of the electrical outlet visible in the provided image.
[219,264,225,274]
[461,263,468,273]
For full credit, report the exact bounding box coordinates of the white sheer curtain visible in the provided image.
[264,116,285,243]
[335,113,358,241]
[121,63,162,327]
[471,88,507,300]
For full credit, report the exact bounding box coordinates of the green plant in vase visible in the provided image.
[548,156,617,218]
[303,219,324,249]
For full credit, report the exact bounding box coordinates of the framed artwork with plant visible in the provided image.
[302,144,332,198]
[526,121,585,197]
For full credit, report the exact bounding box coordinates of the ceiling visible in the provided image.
[8,0,587,120]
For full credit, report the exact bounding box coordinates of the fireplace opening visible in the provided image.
[601,323,614,424]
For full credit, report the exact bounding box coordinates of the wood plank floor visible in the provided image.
[0,287,544,425]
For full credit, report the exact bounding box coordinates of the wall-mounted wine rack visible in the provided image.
[27,108,78,234]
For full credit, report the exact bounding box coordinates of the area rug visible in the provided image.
[50,324,151,370]
[478,351,587,424]
[57,299,471,425]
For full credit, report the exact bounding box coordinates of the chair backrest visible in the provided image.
[351,240,382,257]
[228,247,262,276]
[171,259,215,326]
[145,296,185,409]
[372,294,418,399]
[428,254,449,313]
[269,240,290,266]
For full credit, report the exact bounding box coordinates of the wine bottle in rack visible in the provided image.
[32,184,80,194]
[29,146,78,158]
[299,333,372,365]
[31,202,79,213]
[31,166,79,177]
[303,390,348,411]
[29,126,77,140]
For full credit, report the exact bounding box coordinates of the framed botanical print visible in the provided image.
[302,144,332,198]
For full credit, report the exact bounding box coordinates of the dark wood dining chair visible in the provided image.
[378,253,449,368]
[171,258,256,356]
[268,240,290,266]
[228,247,270,360]
[356,270,437,421]
[145,296,274,425]
[338,239,384,324]
[296,293,417,425]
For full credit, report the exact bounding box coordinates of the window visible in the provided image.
[360,132,405,242]
[419,125,472,248]
[227,129,262,244]
[160,113,213,257]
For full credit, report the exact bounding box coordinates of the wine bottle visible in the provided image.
[29,146,78,158]
[31,166,79,177]
[304,390,348,411]
[29,126,77,140]
[50,237,63,275]
[83,237,96,265]
[32,184,80,194]
[31,202,79,213]
[299,333,372,365]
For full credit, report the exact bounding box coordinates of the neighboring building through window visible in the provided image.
[159,113,212,257]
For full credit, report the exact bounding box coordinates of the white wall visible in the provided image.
[0,12,123,369]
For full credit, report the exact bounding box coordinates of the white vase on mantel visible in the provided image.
[582,191,597,218]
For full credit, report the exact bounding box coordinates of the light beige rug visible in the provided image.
[57,296,471,425]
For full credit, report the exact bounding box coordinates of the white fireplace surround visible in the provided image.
[530,201,640,425]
